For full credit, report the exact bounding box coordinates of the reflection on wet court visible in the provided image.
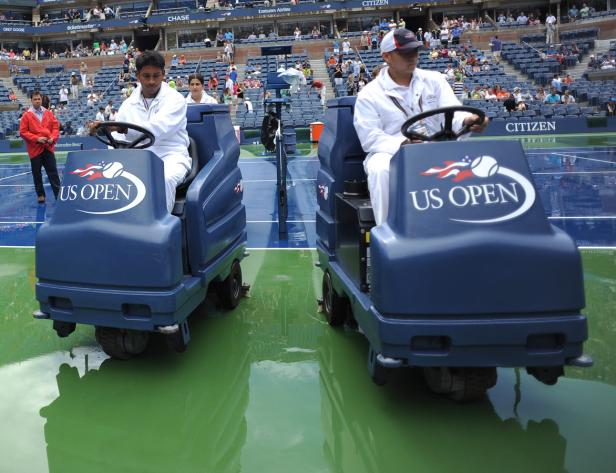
[1,136,616,472]
[1,249,616,473]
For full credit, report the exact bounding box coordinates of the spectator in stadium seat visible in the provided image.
[535,87,546,102]
[342,38,351,54]
[544,87,561,104]
[569,4,579,22]
[504,93,517,112]
[70,72,80,100]
[90,51,190,213]
[333,64,343,86]
[104,100,113,118]
[19,90,61,204]
[8,89,16,101]
[561,90,576,104]
[95,107,105,122]
[186,73,217,104]
[580,3,590,19]
[517,12,528,25]
[58,85,68,106]
[208,73,218,92]
[80,61,88,87]
[353,29,487,225]
[607,99,616,116]
[551,74,563,93]
[451,24,461,45]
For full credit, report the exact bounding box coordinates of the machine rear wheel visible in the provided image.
[423,367,497,402]
[218,260,243,310]
[322,271,348,327]
[95,327,149,360]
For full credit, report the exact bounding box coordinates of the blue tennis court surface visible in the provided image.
[1,144,616,248]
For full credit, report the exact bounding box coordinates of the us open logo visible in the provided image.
[59,162,147,215]
[411,155,536,224]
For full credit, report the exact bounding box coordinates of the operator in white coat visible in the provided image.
[354,29,489,225]
[90,50,191,213]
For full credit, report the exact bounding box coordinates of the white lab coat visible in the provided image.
[114,81,191,213]
[186,92,218,104]
[353,66,470,225]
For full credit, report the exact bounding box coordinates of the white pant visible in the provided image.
[161,153,191,213]
[81,73,87,87]
[364,152,394,225]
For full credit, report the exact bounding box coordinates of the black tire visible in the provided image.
[218,260,243,310]
[166,331,187,353]
[95,326,149,360]
[322,271,347,327]
[449,368,498,402]
[368,348,390,386]
[423,367,497,402]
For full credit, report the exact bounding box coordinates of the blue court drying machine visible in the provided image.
[316,98,592,401]
[34,104,247,359]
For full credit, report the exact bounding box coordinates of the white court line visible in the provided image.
[0,245,611,251]
[3,218,609,224]
[551,153,616,166]
[533,171,616,175]
[247,220,316,223]
[247,247,316,250]
[0,171,31,182]
[0,184,35,187]
[526,150,616,154]
[0,221,44,224]
[548,216,616,220]
[240,159,316,164]
[243,178,316,183]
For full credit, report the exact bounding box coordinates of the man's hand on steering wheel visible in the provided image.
[463,114,489,133]
[88,120,127,135]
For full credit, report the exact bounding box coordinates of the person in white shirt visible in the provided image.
[58,86,68,105]
[546,13,557,44]
[90,51,190,213]
[353,29,488,225]
[342,39,351,54]
[186,73,218,104]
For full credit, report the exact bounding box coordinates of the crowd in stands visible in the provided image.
[37,5,116,25]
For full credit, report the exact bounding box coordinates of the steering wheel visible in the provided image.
[93,121,155,149]
[400,106,486,142]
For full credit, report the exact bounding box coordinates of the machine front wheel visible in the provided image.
[95,327,149,360]
[322,271,348,327]
[218,260,243,310]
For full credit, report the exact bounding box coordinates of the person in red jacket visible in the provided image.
[19,90,61,203]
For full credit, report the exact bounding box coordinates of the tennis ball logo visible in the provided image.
[102,162,124,179]
[470,156,499,178]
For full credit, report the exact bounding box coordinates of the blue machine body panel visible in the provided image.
[35,104,246,331]
[316,97,589,368]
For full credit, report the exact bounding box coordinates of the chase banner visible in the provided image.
[145,0,444,26]
[12,0,444,35]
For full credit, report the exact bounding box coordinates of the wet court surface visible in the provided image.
[4,138,616,247]
[1,137,616,472]
[1,249,615,473]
